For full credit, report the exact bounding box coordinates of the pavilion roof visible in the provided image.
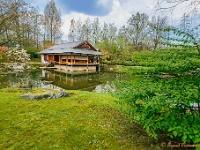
[38,41,103,56]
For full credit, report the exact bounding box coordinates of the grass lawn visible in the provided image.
[0,88,161,150]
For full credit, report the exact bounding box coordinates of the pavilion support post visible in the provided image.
[53,54,55,66]
[87,55,89,72]
[97,56,100,72]
[71,54,73,72]
[98,64,100,72]
[59,55,61,70]
[66,55,68,64]
[66,55,68,72]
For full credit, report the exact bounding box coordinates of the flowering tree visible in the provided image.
[0,46,8,71]
[7,45,30,62]
[7,45,31,70]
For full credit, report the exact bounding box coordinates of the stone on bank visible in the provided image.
[20,90,69,100]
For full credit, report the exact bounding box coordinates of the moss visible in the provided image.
[0,88,161,150]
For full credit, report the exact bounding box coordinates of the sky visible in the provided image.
[25,0,193,40]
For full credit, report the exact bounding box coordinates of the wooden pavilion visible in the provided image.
[38,41,103,72]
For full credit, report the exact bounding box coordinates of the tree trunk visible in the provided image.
[196,45,200,56]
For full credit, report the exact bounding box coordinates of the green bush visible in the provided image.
[27,50,39,59]
[114,75,200,143]
[110,48,200,144]
[0,52,7,63]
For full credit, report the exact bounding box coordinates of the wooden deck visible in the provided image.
[40,66,57,69]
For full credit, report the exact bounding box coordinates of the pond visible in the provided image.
[0,69,131,93]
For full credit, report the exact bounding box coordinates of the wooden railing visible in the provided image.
[52,61,99,65]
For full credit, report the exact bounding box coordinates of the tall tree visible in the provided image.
[0,0,44,50]
[81,17,91,41]
[180,13,190,31]
[91,18,101,44]
[101,22,109,40]
[118,25,135,56]
[75,18,83,41]
[118,25,128,45]
[108,23,117,43]
[44,0,61,43]
[149,16,168,50]
[0,0,27,47]
[127,12,149,46]
[68,19,76,42]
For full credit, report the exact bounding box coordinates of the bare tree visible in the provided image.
[149,16,168,50]
[75,18,83,41]
[91,18,101,44]
[156,0,200,17]
[81,17,92,41]
[101,22,109,40]
[44,0,61,43]
[68,19,76,42]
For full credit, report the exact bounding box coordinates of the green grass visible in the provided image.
[131,48,200,74]
[29,63,41,69]
[30,58,40,62]
[0,88,161,150]
[104,48,200,75]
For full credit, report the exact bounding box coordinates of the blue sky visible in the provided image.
[25,0,192,40]
[57,0,113,16]
[26,0,116,16]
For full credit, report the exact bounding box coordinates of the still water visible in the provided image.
[0,69,130,93]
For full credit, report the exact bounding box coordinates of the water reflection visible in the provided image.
[94,81,117,93]
[0,69,130,92]
[41,70,102,90]
[0,70,61,90]
[41,70,130,92]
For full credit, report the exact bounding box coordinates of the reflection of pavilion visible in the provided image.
[41,70,101,90]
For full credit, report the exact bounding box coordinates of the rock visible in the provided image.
[20,94,31,99]
[20,90,69,100]
[53,91,69,99]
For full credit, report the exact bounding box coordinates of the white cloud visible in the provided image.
[61,0,130,40]
[99,0,130,28]
[97,0,112,7]
[60,0,187,40]
[61,13,95,40]
[121,0,156,13]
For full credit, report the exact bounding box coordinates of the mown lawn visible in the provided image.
[0,88,161,150]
